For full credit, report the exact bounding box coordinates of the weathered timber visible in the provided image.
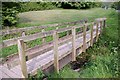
[0,19,87,35]
[83,24,87,52]
[72,27,76,61]
[53,31,59,73]
[1,18,107,78]
[90,23,94,46]
[96,22,99,42]
[0,30,54,49]
[0,23,86,49]
[42,29,46,43]
[17,39,28,78]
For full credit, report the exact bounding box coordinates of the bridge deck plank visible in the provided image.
[1,25,101,78]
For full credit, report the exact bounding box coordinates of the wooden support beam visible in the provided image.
[100,21,103,34]
[17,39,28,78]
[83,24,87,52]
[53,31,59,73]
[22,31,26,37]
[90,23,94,46]
[72,27,76,61]
[22,31,27,49]
[42,29,46,44]
[96,22,99,42]
[67,26,69,36]
[103,20,106,28]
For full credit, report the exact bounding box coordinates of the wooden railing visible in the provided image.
[0,20,88,49]
[1,18,107,78]
[0,19,87,36]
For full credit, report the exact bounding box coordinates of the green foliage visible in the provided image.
[16,2,101,12]
[2,2,101,27]
[47,9,119,78]
[2,2,19,27]
[56,2,101,9]
[80,10,119,78]
[1,45,18,58]
[1,8,113,58]
[37,69,45,79]
[111,1,120,10]
[20,2,57,12]
[48,65,79,78]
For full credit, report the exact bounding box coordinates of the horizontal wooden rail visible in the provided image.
[0,24,86,49]
[3,30,92,65]
[1,18,107,78]
[1,20,87,36]
[1,22,95,49]
[0,30,54,48]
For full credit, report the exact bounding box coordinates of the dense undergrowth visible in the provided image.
[36,9,119,78]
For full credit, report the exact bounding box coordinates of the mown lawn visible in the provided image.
[44,9,119,78]
[2,8,118,74]
[17,8,112,28]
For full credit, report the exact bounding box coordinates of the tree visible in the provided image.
[2,2,20,27]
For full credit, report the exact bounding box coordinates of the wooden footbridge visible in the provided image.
[0,18,107,79]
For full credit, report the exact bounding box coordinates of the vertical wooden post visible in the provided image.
[90,23,93,46]
[100,21,103,34]
[96,22,99,42]
[53,31,59,73]
[103,20,106,28]
[22,31,27,50]
[42,29,45,43]
[18,39,28,78]
[83,24,87,52]
[67,26,69,36]
[7,26,9,34]
[56,27,59,30]
[22,31,26,37]
[72,27,76,61]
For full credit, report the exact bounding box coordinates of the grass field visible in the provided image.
[2,8,112,58]
[43,8,119,78]
[2,7,119,78]
[2,8,119,79]
[17,8,111,28]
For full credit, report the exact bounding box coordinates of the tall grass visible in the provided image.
[41,9,119,78]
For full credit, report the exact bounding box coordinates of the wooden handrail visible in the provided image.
[0,25,84,49]
[1,18,107,76]
[0,20,105,49]
[1,20,86,35]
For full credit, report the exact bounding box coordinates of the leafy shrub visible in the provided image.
[111,1,120,10]
[2,7,18,26]
[56,2,101,9]
[2,2,20,27]
[20,2,101,12]
[20,2,57,12]
[2,2,101,27]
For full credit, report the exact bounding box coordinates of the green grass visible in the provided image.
[48,65,80,78]
[17,8,112,28]
[36,9,119,78]
[1,8,117,60]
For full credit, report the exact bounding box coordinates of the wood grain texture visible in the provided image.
[90,23,94,46]
[96,22,99,42]
[0,20,86,35]
[53,31,59,73]
[83,24,87,52]
[1,18,106,78]
[17,39,28,78]
[72,27,76,61]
